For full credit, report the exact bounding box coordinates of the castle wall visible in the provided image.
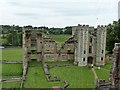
[72,26,77,36]
[23,29,58,63]
[96,26,106,66]
[87,27,96,64]
[72,25,106,66]
[36,30,43,62]
[58,38,75,61]
[76,25,89,66]
[43,39,57,62]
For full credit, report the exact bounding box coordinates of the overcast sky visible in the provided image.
[0,0,119,28]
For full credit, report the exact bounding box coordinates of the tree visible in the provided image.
[64,27,72,35]
[106,20,120,53]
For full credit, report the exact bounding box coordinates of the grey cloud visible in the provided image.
[15,13,38,17]
[7,2,24,7]
[8,1,116,19]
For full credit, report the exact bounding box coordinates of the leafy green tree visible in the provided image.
[2,39,8,46]
[64,27,72,35]
[106,20,120,53]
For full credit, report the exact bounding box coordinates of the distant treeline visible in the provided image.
[0,25,72,47]
[1,19,120,53]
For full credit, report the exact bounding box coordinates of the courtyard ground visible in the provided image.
[24,61,64,88]
[1,47,112,88]
[95,61,112,80]
[49,64,95,88]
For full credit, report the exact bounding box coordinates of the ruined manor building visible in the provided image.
[23,24,107,67]
[72,25,107,66]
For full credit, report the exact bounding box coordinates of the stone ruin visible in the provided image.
[22,28,71,63]
[96,43,120,90]
[22,24,108,88]
[72,25,107,66]
[110,43,120,89]
[23,24,107,67]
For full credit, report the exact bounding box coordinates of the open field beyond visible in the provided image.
[2,48,23,61]
[48,34,71,45]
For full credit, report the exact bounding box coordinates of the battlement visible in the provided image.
[72,24,106,30]
[72,24,106,36]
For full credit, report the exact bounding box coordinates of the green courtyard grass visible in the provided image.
[95,61,112,80]
[45,61,73,65]
[2,64,22,76]
[24,61,64,88]
[2,48,23,61]
[1,82,21,88]
[48,34,71,45]
[49,66,95,88]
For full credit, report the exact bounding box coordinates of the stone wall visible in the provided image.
[72,24,107,66]
[23,28,58,63]
[96,43,120,90]
[110,43,120,89]
[58,37,75,61]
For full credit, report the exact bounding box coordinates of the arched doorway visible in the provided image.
[87,57,93,64]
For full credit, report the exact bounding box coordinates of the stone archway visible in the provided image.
[87,56,93,64]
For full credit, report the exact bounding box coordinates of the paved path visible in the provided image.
[91,68,98,79]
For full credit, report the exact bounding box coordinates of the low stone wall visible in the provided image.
[0,78,22,83]
[43,63,69,89]
[1,60,22,64]
[20,64,28,88]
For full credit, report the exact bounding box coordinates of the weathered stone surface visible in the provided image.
[72,25,107,66]
[0,78,22,83]
[110,43,120,89]
[96,43,120,90]
[1,60,22,64]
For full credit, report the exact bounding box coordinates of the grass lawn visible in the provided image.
[1,64,22,76]
[45,61,73,65]
[49,66,95,88]
[48,34,71,45]
[95,61,112,80]
[1,82,21,88]
[24,61,64,88]
[2,48,23,61]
